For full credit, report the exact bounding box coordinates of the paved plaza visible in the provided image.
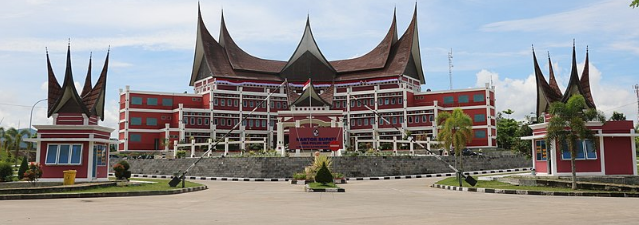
[2,177,637,225]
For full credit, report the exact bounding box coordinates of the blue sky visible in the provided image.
[0,0,638,135]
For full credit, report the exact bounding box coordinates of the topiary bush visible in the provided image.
[0,162,13,182]
[113,160,131,180]
[17,157,28,180]
[314,162,333,185]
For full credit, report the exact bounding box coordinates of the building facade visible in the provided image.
[118,6,497,152]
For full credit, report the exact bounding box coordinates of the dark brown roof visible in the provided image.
[80,54,93,98]
[579,47,596,108]
[547,52,562,97]
[290,80,332,107]
[561,44,595,109]
[82,51,109,120]
[190,5,424,85]
[47,46,90,117]
[46,51,62,111]
[533,49,562,117]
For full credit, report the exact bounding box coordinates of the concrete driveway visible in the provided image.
[2,178,637,225]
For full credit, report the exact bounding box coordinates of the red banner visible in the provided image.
[289,127,343,150]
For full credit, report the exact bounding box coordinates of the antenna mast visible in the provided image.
[448,48,453,90]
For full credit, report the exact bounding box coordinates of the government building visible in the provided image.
[117,6,496,153]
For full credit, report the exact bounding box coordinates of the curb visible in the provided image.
[112,168,531,183]
[431,184,639,198]
[0,185,208,200]
[305,184,345,192]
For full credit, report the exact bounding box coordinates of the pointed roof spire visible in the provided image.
[83,50,110,120]
[46,47,62,112]
[580,45,595,108]
[289,80,332,107]
[219,8,227,47]
[280,15,336,81]
[533,48,562,117]
[547,51,561,96]
[47,44,90,117]
[81,52,93,97]
[561,41,594,108]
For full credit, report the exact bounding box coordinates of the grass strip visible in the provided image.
[61,178,203,194]
[308,182,339,189]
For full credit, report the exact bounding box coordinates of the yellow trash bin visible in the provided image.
[63,170,77,185]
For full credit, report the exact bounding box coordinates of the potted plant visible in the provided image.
[332,172,346,184]
[291,172,308,184]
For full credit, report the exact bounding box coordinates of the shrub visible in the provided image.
[0,162,13,182]
[176,150,187,158]
[113,160,131,180]
[293,172,306,180]
[332,172,344,179]
[314,162,333,185]
[17,157,28,180]
[23,162,42,185]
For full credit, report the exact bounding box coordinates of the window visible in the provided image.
[474,114,486,122]
[392,117,397,124]
[458,95,469,103]
[190,117,195,125]
[46,144,82,165]
[336,101,340,108]
[221,119,226,126]
[256,120,260,127]
[146,118,157,126]
[261,101,267,108]
[242,120,247,126]
[357,119,362,126]
[429,115,434,121]
[378,99,383,105]
[244,101,248,107]
[130,134,142,142]
[147,98,158,106]
[228,99,232,107]
[398,98,403,104]
[364,118,369,126]
[422,115,427,122]
[249,120,254,127]
[262,120,266,127]
[131,117,142,125]
[214,99,218,106]
[561,140,597,160]
[227,119,231,126]
[162,98,173,106]
[234,99,238,107]
[214,118,218,125]
[370,99,374,105]
[385,98,390,105]
[475,130,486,138]
[250,101,254,107]
[197,118,202,125]
[357,101,361,107]
[131,97,142,105]
[391,98,396,104]
[408,117,413,123]
[221,99,225,106]
[183,116,188,124]
[399,117,404,124]
[269,101,273,108]
[95,145,107,166]
[415,116,420,123]
[473,94,485,102]
[350,119,355,126]
[204,118,209,125]
[351,101,355,107]
[276,102,281,109]
[535,140,547,161]
[443,96,454,104]
[234,119,238,125]
[370,118,375,125]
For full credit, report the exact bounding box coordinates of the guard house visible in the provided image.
[26,46,117,182]
[522,45,638,176]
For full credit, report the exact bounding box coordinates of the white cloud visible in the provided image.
[609,41,639,55]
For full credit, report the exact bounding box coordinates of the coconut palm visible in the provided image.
[4,128,30,164]
[546,94,605,190]
[436,108,473,186]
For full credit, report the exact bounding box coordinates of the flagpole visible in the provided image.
[309,78,312,129]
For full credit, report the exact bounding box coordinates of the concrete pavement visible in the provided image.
[2,178,637,224]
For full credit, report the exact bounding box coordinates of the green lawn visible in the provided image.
[436,177,580,192]
[62,178,203,193]
[308,182,339,189]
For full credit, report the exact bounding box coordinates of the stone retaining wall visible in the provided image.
[110,156,530,178]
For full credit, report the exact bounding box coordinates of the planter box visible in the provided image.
[334,179,347,184]
[305,184,345,192]
[291,180,311,185]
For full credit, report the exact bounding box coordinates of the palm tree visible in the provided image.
[546,94,605,190]
[436,108,473,186]
[4,128,30,165]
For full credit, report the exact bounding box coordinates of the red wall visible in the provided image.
[554,140,601,173]
[40,141,90,179]
[604,137,634,175]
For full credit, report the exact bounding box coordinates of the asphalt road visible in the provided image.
[2,178,637,225]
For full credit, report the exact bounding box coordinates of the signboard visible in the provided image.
[289,127,343,150]
[329,141,340,151]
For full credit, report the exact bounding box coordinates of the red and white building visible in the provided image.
[522,46,637,176]
[26,46,117,182]
[118,6,497,153]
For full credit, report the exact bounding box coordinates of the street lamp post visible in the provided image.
[28,99,47,161]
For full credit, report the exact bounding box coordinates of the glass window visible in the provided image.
[244,101,248,107]
[147,98,158,106]
[46,145,58,164]
[392,117,397,124]
[221,119,226,126]
[227,119,231,126]
[71,145,82,164]
[378,99,383,105]
[250,101,254,107]
[350,119,355,126]
[131,117,142,125]
[190,117,195,125]
[221,99,225,106]
[364,118,369,125]
[256,120,260,127]
[94,145,106,166]
[351,101,355,107]
[162,98,173,106]
[234,119,239,125]
[182,116,188,124]
[408,116,413,123]
[269,101,273,108]
[204,118,209,125]
[535,140,547,161]
[370,99,374,105]
[385,98,390,105]
[262,120,266,127]
[130,134,141,142]
[146,118,157,126]
[357,101,361,107]
[400,117,404,124]
[276,102,281,109]
[228,99,232,107]
[131,97,142,105]
[379,119,383,125]
[473,94,485,102]
[391,98,396,104]
[475,130,486,138]
[398,98,403,104]
[197,118,202,125]
[443,96,454,104]
[357,119,362,126]
[429,115,434,121]
[249,120,254,127]
[422,115,427,122]
[585,140,597,159]
[242,120,246,126]
[234,99,238,107]
[458,95,469,103]
[370,118,375,125]
[415,116,420,123]
[336,101,340,108]
[214,118,218,125]
[474,114,486,122]
[214,99,218,106]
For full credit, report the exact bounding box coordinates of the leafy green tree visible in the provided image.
[546,95,605,190]
[609,111,626,121]
[513,123,533,158]
[5,128,30,165]
[496,111,519,150]
[436,108,473,186]
[632,0,639,8]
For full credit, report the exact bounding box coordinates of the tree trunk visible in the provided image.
[571,155,577,190]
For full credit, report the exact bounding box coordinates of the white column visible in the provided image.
[485,86,493,147]
[87,140,95,180]
[123,85,130,151]
[207,138,212,157]
[393,136,397,155]
[178,103,185,142]
[631,129,637,176]
[433,100,439,139]
[224,137,229,156]
[410,141,414,155]
[164,123,170,151]
[277,118,284,156]
[173,140,178,158]
[599,130,606,175]
[190,139,195,158]
[35,133,42,163]
[354,136,359,152]
[263,137,267,152]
